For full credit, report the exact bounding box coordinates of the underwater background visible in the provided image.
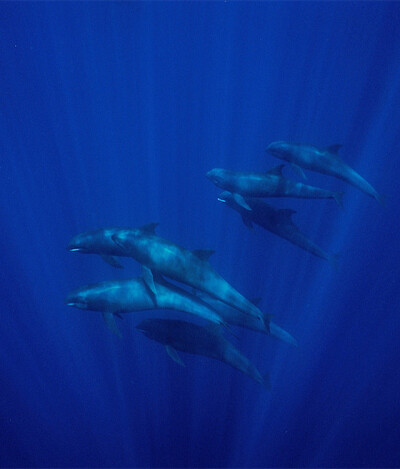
[1,2,400,467]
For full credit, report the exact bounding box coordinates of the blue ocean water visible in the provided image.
[1,2,400,467]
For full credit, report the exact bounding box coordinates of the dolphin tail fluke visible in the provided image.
[328,252,341,270]
[375,192,385,207]
[333,192,345,209]
[269,322,298,347]
[102,312,122,338]
[261,373,272,391]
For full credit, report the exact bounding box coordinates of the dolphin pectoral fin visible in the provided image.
[333,192,345,209]
[233,193,252,211]
[142,266,157,296]
[266,164,285,176]
[291,163,307,179]
[166,346,185,367]
[241,214,254,229]
[192,249,215,261]
[102,312,122,338]
[100,255,124,269]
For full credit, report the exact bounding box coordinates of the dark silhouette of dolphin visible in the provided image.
[218,191,339,268]
[206,166,343,210]
[136,318,270,389]
[266,141,383,204]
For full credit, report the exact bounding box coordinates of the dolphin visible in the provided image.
[136,318,270,389]
[110,223,266,326]
[67,227,129,268]
[206,166,344,210]
[266,141,383,204]
[196,291,298,347]
[65,275,227,337]
[218,191,339,268]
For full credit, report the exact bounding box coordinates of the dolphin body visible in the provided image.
[111,223,266,326]
[218,191,338,268]
[196,291,298,347]
[65,275,227,337]
[67,227,129,268]
[206,166,343,211]
[266,141,383,204]
[136,318,270,389]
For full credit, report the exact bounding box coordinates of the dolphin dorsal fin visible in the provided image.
[140,222,159,234]
[266,164,285,176]
[192,249,215,261]
[325,144,343,155]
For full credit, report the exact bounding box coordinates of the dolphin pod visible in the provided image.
[67,140,381,389]
[67,224,266,324]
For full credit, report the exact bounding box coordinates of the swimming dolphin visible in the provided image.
[65,274,227,337]
[206,166,343,210]
[218,191,339,268]
[67,227,129,268]
[196,291,298,347]
[266,141,383,204]
[136,318,270,389]
[111,223,266,326]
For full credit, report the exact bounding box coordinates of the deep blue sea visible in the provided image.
[1,2,400,467]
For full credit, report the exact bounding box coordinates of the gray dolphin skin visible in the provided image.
[65,275,227,336]
[67,227,129,268]
[196,291,298,347]
[218,191,338,268]
[206,166,344,210]
[110,223,266,326]
[136,318,270,389]
[266,141,383,204]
